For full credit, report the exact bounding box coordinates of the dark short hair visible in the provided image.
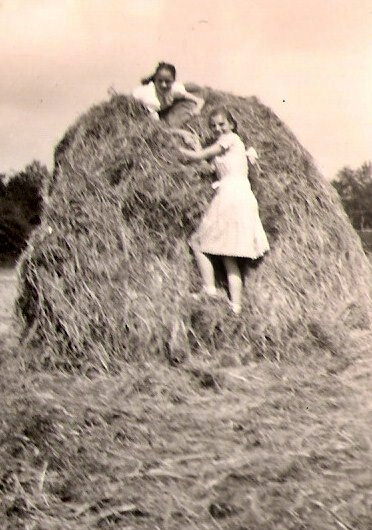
[141,62,177,85]
[208,106,238,132]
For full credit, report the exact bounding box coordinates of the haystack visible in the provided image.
[16,87,372,371]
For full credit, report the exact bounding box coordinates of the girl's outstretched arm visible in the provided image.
[170,128,201,149]
[179,142,223,161]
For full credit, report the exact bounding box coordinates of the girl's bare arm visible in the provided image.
[179,142,223,161]
[183,92,205,114]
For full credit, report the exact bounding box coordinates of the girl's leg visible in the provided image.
[222,256,242,313]
[192,248,217,295]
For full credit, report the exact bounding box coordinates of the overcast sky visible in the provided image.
[1,0,371,179]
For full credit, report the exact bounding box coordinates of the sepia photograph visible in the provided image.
[1,1,371,528]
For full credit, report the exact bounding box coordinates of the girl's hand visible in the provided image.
[172,129,200,150]
[183,134,200,150]
[191,99,204,116]
[179,147,190,157]
[190,105,200,116]
[177,147,192,163]
[246,147,259,165]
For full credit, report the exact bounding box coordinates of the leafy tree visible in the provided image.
[0,161,49,255]
[332,162,372,229]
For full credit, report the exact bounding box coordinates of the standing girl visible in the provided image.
[177,107,269,314]
[132,62,204,120]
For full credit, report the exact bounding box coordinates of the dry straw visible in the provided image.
[16,88,372,371]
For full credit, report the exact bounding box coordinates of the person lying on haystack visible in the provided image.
[132,62,204,121]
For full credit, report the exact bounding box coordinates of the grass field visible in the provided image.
[0,258,371,529]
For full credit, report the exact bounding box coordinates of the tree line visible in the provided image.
[0,158,370,258]
[332,161,372,230]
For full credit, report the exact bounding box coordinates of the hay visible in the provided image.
[16,88,372,371]
[1,349,372,528]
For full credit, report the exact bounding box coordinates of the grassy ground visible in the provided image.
[1,263,371,529]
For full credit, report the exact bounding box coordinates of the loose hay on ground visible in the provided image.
[0,347,371,529]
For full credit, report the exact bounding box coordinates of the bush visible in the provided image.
[0,161,48,256]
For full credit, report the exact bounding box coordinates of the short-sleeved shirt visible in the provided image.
[214,132,249,180]
[132,81,187,119]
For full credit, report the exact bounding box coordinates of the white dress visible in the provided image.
[132,81,187,119]
[191,132,270,258]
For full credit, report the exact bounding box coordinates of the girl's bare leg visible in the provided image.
[193,248,217,295]
[222,256,242,313]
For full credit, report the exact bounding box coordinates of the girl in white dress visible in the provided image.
[177,107,269,314]
[132,62,204,120]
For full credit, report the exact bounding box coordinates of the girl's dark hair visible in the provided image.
[208,106,238,133]
[141,62,177,85]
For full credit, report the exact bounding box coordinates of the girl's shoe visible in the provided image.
[203,285,218,297]
[228,301,242,315]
